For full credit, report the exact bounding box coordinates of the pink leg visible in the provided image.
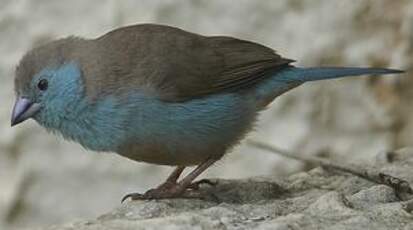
[121,159,216,202]
[166,166,185,183]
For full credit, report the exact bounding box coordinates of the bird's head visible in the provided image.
[11,37,87,128]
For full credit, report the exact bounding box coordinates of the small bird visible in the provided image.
[11,24,403,201]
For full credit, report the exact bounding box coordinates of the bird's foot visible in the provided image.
[121,179,217,202]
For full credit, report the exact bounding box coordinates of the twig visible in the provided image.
[246,140,413,201]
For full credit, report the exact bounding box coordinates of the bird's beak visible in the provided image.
[11,97,41,127]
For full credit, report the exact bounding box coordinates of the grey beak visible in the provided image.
[11,97,41,127]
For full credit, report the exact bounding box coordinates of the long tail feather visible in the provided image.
[283,67,404,82]
[254,66,404,108]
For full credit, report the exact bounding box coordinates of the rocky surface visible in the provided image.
[0,0,412,229]
[37,148,413,230]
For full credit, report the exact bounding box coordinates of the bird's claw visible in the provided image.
[121,179,218,203]
[121,192,144,203]
[121,188,205,203]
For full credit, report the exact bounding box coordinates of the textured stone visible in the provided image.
[33,148,413,230]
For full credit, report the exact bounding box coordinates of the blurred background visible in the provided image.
[0,0,411,229]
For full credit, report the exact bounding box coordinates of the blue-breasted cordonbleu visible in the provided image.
[11,24,403,200]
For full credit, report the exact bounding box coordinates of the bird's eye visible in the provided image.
[37,79,48,91]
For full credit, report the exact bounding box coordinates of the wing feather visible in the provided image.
[83,24,293,102]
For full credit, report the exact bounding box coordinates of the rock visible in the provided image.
[34,151,413,230]
[348,185,398,209]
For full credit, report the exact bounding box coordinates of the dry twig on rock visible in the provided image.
[247,140,413,201]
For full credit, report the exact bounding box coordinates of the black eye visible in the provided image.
[37,79,48,91]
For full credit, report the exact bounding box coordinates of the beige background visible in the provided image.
[0,0,411,229]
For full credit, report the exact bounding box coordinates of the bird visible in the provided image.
[11,24,403,202]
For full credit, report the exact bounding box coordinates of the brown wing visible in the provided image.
[171,35,294,100]
[84,24,293,102]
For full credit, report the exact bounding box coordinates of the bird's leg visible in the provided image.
[121,166,185,203]
[121,158,216,202]
[175,158,217,191]
[167,166,186,182]
[151,166,185,191]
[153,164,216,191]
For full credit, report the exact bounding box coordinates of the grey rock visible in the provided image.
[33,150,413,230]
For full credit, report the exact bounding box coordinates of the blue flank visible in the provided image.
[123,93,255,155]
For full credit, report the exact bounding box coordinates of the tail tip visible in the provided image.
[384,68,405,74]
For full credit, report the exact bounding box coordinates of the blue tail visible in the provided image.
[254,66,404,108]
[281,67,403,82]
